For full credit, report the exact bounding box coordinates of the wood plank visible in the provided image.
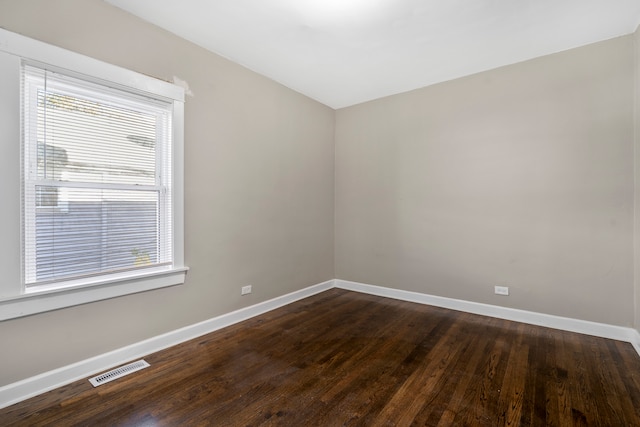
[1,289,639,426]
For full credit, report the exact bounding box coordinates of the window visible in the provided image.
[0,28,186,320]
[22,66,174,290]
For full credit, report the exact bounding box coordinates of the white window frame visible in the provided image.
[0,29,187,321]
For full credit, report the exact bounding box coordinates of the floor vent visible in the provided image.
[89,359,150,387]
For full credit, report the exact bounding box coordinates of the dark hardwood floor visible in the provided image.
[2,288,640,426]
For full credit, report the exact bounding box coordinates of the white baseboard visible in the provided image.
[2,277,639,410]
[631,330,640,356]
[335,279,640,356]
[0,279,335,410]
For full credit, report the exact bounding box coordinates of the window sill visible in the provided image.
[0,267,188,321]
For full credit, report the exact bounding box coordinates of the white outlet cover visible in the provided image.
[494,286,509,296]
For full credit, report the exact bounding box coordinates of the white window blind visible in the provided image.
[22,65,174,289]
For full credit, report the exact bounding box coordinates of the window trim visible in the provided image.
[0,28,187,321]
[0,267,189,321]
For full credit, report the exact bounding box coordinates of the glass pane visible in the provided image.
[36,89,158,186]
[35,187,159,282]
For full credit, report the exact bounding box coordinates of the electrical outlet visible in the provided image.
[494,286,509,296]
[241,285,252,296]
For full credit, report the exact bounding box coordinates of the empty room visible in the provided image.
[1,0,640,425]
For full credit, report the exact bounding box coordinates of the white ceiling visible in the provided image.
[105,0,640,109]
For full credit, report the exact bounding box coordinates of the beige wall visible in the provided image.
[335,36,635,326]
[0,0,335,386]
[635,25,640,332]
